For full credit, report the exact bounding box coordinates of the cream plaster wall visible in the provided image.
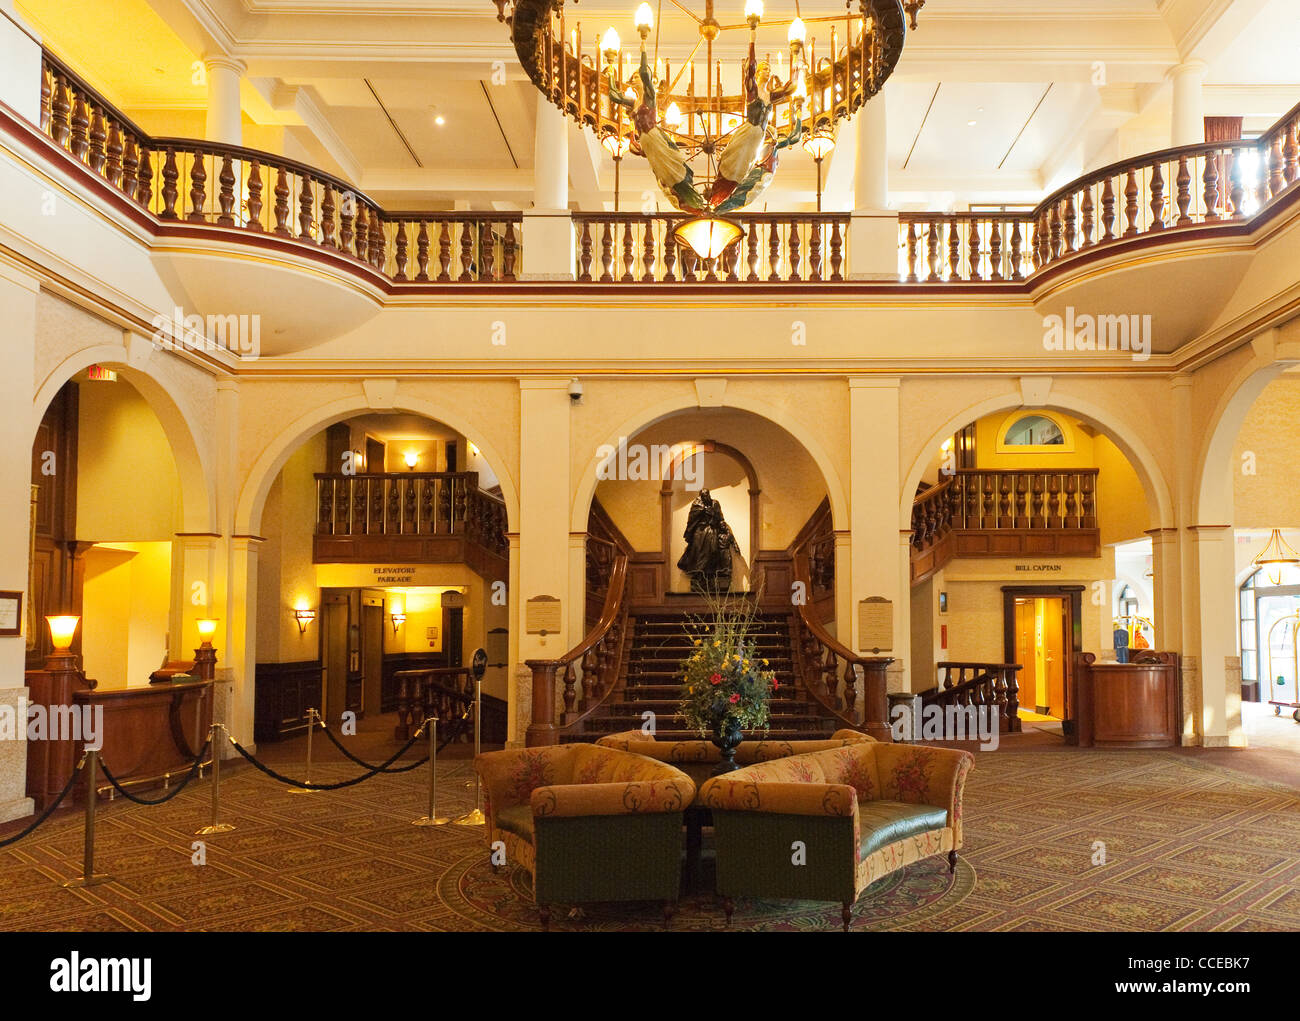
[1233,376,1300,528]
[81,541,171,687]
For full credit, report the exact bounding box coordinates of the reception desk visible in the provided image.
[1072,651,1181,748]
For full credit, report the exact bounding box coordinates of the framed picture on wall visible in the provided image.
[0,591,23,637]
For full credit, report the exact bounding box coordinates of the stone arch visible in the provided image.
[236,393,519,537]
[570,394,848,535]
[32,345,215,534]
[899,388,1174,533]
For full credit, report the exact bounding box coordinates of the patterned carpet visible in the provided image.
[1,745,1297,932]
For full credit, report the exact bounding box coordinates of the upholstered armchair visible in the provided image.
[595,729,875,786]
[698,742,973,930]
[473,744,696,929]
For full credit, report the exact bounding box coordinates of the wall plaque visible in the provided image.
[858,597,893,654]
[526,595,562,635]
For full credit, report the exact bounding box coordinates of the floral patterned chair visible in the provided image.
[594,729,875,787]
[697,742,973,930]
[474,744,696,929]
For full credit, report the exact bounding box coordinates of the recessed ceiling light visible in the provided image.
[967,119,977,126]
[434,114,446,126]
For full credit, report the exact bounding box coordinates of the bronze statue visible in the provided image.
[677,489,734,593]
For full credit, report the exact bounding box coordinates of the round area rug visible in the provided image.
[440,853,976,932]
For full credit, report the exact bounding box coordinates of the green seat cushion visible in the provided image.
[857,801,948,860]
[495,804,534,844]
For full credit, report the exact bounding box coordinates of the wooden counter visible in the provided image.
[1072,651,1181,748]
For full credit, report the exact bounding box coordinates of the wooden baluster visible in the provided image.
[1063,474,1079,528]
[1284,125,1299,187]
[369,211,385,269]
[1031,473,1046,529]
[273,166,291,236]
[1049,203,1063,259]
[414,221,430,281]
[1101,176,1116,240]
[842,662,857,719]
[89,106,109,173]
[69,89,89,160]
[561,662,577,722]
[39,65,52,132]
[104,122,123,188]
[1080,473,1097,529]
[503,220,518,280]
[458,220,474,281]
[245,160,263,230]
[480,222,496,280]
[599,221,614,282]
[680,245,698,282]
[988,219,1002,281]
[160,148,180,219]
[947,217,960,279]
[1062,194,1076,253]
[1229,155,1245,218]
[825,651,840,708]
[298,175,314,238]
[829,220,844,281]
[768,221,782,281]
[354,203,369,260]
[746,224,760,281]
[121,135,139,201]
[787,218,801,281]
[1149,161,1166,230]
[998,475,1013,528]
[905,221,919,282]
[926,221,941,281]
[578,221,593,281]
[967,218,981,281]
[321,186,336,247]
[1203,152,1220,221]
[808,221,822,282]
[1176,154,1192,225]
[662,230,677,282]
[580,650,596,710]
[1047,474,1062,528]
[642,219,656,281]
[1123,169,1140,236]
[621,220,635,282]
[187,151,208,222]
[1268,135,1286,199]
[50,74,71,146]
[426,219,445,280]
[135,147,153,208]
[1014,474,1029,528]
[1009,220,1024,281]
[393,221,409,281]
[981,474,996,529]
[217,154,236,226]
[338,194,355,251]
[725,242,741,283]
[1080,188,1094,248]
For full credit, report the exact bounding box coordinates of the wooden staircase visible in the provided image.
[560,609,841,743]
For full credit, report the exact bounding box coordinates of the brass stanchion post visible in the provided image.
[453,678,485,826]
[413,716,450,826]
[62,751,111,888]
[287,707,321,794]
[196,724,235,835]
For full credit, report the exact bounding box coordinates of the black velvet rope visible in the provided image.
[316,722,430,772]
[98,738,212,806]
[226,730,424,790]
[0,764,80,848]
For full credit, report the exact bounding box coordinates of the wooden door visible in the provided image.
[323,596,349,721]
[1044,597,1067,718]
[365,436,385,474]
[361,602,384,717]
[442,605,464,668]
[1014,598,1038,711]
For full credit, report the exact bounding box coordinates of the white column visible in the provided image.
[0,265,39,823]
[848,89,898,281]
[0,2,41,125]
[1169,60,1206,148]
[848,377,908,690]
[203,55,246,147]
[521,95,576,280]
[1192,525,1243,747]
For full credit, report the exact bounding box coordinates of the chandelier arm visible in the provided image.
[666,0,704,24]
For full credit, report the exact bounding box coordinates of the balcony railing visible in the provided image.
[25,49,1300,288]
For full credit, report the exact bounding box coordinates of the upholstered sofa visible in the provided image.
[595,729,875,786]
[697,742,973,930]
[474,744,697,929]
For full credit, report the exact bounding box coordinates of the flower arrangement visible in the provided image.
[677,592,778,738]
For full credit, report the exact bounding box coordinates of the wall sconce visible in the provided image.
[390,611,406,634]
[293,607,316,634]
[404,450,419,470]
[46,614,80,651]
[196,618,218,646]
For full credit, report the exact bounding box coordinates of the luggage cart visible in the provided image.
[1265,613,1300,723]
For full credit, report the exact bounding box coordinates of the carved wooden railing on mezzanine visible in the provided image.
[789,553,893,741]
[573,211,851,283]
[917,663,1022,734]
[38,51,520,283]
[525,555,630,746]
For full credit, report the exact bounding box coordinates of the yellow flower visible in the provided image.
[694,639,701,646]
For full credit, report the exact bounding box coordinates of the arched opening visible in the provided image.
[250,411,511,754]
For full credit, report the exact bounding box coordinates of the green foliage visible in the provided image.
[676,590,778,735]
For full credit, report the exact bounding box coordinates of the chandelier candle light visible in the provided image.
[496,0,921,258]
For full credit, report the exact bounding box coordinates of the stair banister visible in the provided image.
[525,555,629,747]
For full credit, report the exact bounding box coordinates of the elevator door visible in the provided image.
[1012,596,1067,718]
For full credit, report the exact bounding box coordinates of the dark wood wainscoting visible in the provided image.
[480,693,508,746]
[254,661,324,743]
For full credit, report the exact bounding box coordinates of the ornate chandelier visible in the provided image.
[497,0,920,236]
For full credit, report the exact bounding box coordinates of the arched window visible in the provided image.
[995,411,1075,453]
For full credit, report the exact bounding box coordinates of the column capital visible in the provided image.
[847,376,901,390]
[203,54,247,76]
[518,377,575,392]
[1166,59,1207,83]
